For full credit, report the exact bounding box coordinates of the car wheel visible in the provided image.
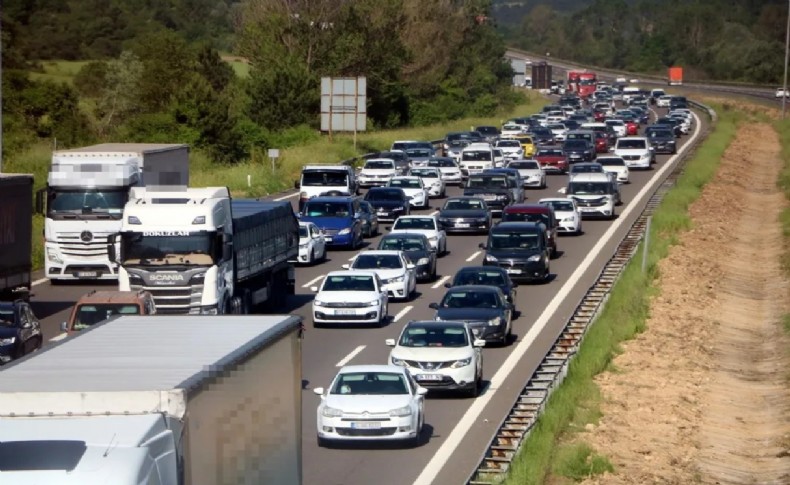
[468,374,481,398]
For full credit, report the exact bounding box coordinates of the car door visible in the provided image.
[311,224,325,255]
[431,218,446,249]
[401,253,416,292]
[375,275,389,307]
[17,306,33,355]
[469,326,483,373]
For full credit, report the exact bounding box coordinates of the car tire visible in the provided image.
[468,374,481,398]
[317,436,330,448]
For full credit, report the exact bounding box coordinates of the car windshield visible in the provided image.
[502,124,522,131]
[454,270,506,287]
[468,176,507,189]
[564,140,588,149]
[489,232,541,250]
[649,131,673,138]
[544,200,575,212]
[462,150,491,161]
[399,325,469,348]
[502,212,549,225]
[73,304,140,331]
[0,307,16,327]
[322,275,375,292]
[617,139,647,149]
[444,199,484,210]
[364,161,395,170]
[411,169,438,178]
[301,171,348,187]
[497,140,521,148]
[572,165,603,173]
[379,237,426,252]
[531,128,552,136]
[406,148,432,157]
[298,226,309,238]
[537,149,565,157]
[568,182,610,195]
[548,124,566,130]
[353,254,403,270]
[366,189,403,202]
[389,179,422,189]
[598,158,625,166]
[447,133,471,142]
[331,372,409,395]
[508,161,540,169]
[393,218,435,230]
[440,290,499,308]
[304,202,351,217]
[428,159,456,168]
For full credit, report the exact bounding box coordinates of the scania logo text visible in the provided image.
[149,274,185,281]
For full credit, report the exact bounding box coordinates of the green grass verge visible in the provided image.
[775,118,790,275]
[4,90,545,271]
[502,105,742,485]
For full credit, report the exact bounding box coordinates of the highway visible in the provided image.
[26,104,706,484]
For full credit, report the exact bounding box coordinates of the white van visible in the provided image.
[621,86,640,104]
[296,165,357,210]
[567,172,621,220]
[460,143,495,178]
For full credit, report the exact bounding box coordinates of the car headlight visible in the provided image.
[563,217,575,223]
[488,317,501,327]
[527,254,542,262]
[0,337,16,345]
[387,276,405,284]
[391,356,406,366]
[338,228,352,235]
[46,247,63,264]
[416,257,430,265]
[322,406,343,417]
[485,254,497,262]
[314,299,327,306]
[366,299,380,307]
[389,405,413,417]
[496,194,509,200]
[427,235,438,241]
[451,357,472,368]
[393,206,405,212]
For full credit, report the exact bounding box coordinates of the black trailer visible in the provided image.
[0,174,33,301]
[531,62,553,91]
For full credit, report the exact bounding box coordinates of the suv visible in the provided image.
[479,222,551,282]
[0,300,42,364]
[500,204,559,258]
[295,165,358,211]
[566,173,621,220]
[62,290,156,334]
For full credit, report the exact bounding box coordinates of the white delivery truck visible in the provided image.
[39,143,189,282]
[0,314,303,485]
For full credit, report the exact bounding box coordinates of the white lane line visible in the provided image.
[348,255,358,261]
[335,345,366,367]
[302,275,324,288]
[412,112,704,485]
[49,333,68,342]
[431,275,450,289]
[32,277,48,287]
[274,192,299,201]
[429,210,439,216]
[557,187,567,194]
[393,305,413,323]
[465,251,481,262]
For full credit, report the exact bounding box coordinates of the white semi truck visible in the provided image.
[111,187,298,314]
[40,143,189,282]
[0,314,303,485]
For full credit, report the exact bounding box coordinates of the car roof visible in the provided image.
[617,136,648,141]
[445,196,485,202]
[337,364,407,374]
[569,173,611,182]
[367,187,404,193]
[405,320,467,329]
[504,204,551,213]
[380,232,429,241]
[365,158,396,163]
[302,165,350,171]
[492,221,544,231]
[306,196,354,203]
[395,214,436,220]
[391,176,420,180]
[356,250,403,256]
[74,291,147,305]
[444,284,502,293]
[325,270,378,278]
[572,162,603,168]
[456,265,508,275]
[539,197,575,204]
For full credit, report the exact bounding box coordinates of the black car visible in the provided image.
[438,196,491,234]
[669,96,688,110]
[358,200,380,237]
[364,187,410,222]
[443,131,482,156]
[646,128,677,154]
[653,118,683,138]
[446,266,518,311]
[475,125,501,143]
[479,222,551,282]
[527,126,555,146]
[562,139,596,163]
[377,233,436,281]
[463,173,513,214]
[429,285,513,345]
[0,300,43,364]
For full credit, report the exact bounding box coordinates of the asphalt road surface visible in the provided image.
[26,105,706,485]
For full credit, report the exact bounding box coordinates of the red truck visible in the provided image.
[567,71,597,98]
[668,66,683,86]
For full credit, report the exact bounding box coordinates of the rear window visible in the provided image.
[73,304,141,331]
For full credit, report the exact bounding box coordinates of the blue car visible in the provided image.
[300,196,364,249]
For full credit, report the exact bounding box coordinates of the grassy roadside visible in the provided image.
[501,104,742,485]
[775,118,790,334]
[6,90,545,271]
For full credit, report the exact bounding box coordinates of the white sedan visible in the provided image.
[387,320,485,397]
[294,221,326,264]
[311,271,388,327]
[390,215,447,255]
[427,158,463,185]
[345,250,416,300]
[358,158,398,188]
[388,176,429,209]
[539,197,582,235]
[314,365,426,446]
[596,156,630,184]
[494,139,524,160]
[506,159,546,189]
[409,167,446,198]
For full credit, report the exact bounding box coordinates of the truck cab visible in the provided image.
[62,290,156,334]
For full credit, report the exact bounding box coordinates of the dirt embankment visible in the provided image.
[578,121,790,484]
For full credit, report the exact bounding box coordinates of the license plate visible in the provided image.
[456,223,470,228]
[483,195,497,201]
[417,374,443,381]
[77,271,98,278]
[507,268,522,274]
[350,421,381,429]
[580,207,597,212]
[324,237,333,242]
[334,309,356,315]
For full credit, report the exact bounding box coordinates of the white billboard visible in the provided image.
[320,77,367,133]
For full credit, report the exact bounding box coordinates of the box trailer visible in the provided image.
[668,66,683,86]
[0,174,33,301]
[531,62,553,91]
[0,314,303,485]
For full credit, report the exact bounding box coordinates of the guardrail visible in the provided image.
[339,139,446,169]
[466,99,716,484]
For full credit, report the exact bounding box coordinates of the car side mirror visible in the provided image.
[478,242,485,249]
[473,339,486,347]
[416,387,429,396]
[385,338,396,347]
[406,263,416,270]
[60,322,68,332]
[310,286,319,292]
[428,302,439,310]
[385,226,391,231]
[294,180,300,189]
[341,264,350,270]
[313,387,325,396]
[443,283,452,288]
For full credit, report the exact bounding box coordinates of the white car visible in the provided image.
[388,176,429,209]
[506,159,546,189]
[359,158,398,188]
[596,156,630,184]
[387,320,485,397]
[409,167,445,197]
[604,119,626,137]
[493,149,506,168]
[656,95,672,107]
[568,162,616,184]
[776,88,789,98]
[345,250,416,300]
[539,197,582,234]
[668,113,692,133]
[389,215,447,254]
[501,123,526,138]
[427,157,463,185]
[495,139,525,160]
[314,365,426,446]
[547,123,568,142]
[311,271,388,327]
[614,137,652,169]
[295,221,326,264]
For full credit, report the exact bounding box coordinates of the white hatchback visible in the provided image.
[409,167,445,197]
[390,215,447,255]
[294,221,326,264]
[345,250,416,301]
[311,271,388,327]
[539,197,582,235]
[388,176,429,209]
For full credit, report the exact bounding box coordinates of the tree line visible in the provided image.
[496,0,788,84]
[1,0,519,163]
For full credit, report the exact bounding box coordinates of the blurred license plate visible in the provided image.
[507,268,522,274]
[580,207,597,212]
[77,271,98,278]
[456,223,470,228]
[324,237,333,242]
[350,421,381,429]
[483,195,497,201]
[335,309,356,315]
[417,374,443,381]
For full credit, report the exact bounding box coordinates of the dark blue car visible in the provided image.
[0,300,43,364]
[300,196,364,249]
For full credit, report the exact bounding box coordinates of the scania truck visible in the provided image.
[40,143,189,282]
[111,187,298,314]
[0,314,303,485]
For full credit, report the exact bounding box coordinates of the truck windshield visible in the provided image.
[121,232,216,266]
[301,171,348,187]
[462,151,492,162]
[73,304,140,331]
[47,188,127,219]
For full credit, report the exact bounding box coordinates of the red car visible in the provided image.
[625,121,639,136]
[534,147,569,174]
[593,110,606,122]
[593,132,609,153]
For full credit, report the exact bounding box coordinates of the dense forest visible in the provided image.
[496,0,788,83]
[1,0,518,162]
